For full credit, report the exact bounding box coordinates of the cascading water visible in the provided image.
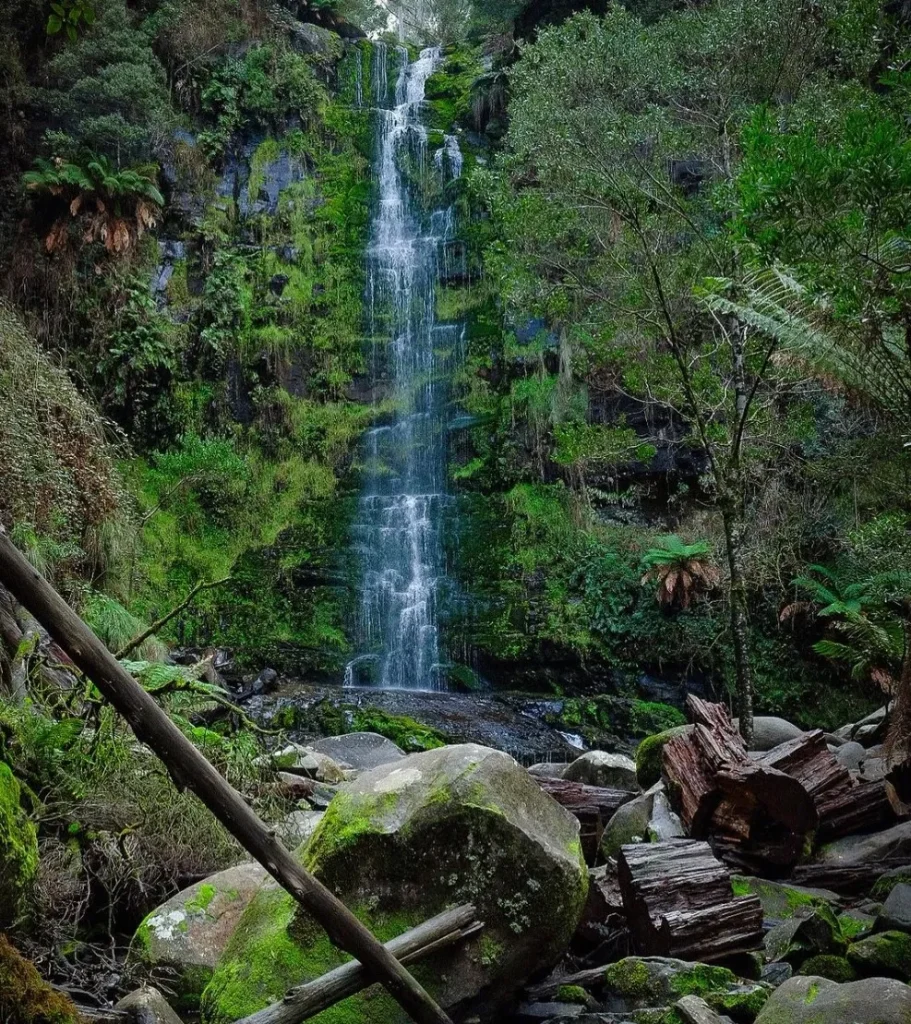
[344,45,464,692]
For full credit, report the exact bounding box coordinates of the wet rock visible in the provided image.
[0,761,38,928]
[307,731,405,771]
[834,742,866,770]
[853,706,888,746]
[603,957,738,1011]
[516,1002,586,1021]
[564,751,638,790]
[278,809,324,849]
[846,930,911,980]
[755,975,911,1024]
[528,762,573,779]
[269,744,349,783]
[759,963,792,987]
[764,908,845,965]
[131,863,268,1011]
[818,820,911,866]
[875,882,911,933]
[115,986,183,1024]
[201,744,588,1023]
[872,865,911,901]
[287,21,341,56]
[731,877,840,923]
[675,995,730,1024]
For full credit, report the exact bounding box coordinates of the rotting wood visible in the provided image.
[0,526,453,1024]
[239,905,482,1024]
[534,776,636,862]
[617,839,762,961]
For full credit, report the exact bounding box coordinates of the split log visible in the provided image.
[663,730,719,836]
[0,527,452,1024]
[239,905,482,1024]
[534,777,636,863]
[617,840,763,961]
[816,780,895,842]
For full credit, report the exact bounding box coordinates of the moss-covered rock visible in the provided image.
[0,761,38,928]
[846,930,911,981]
[635,727,690,790]
[131,863,269,1011]
[604,957,736,1007]
[704,983,771,1022]
[764,907,846,966]
[601,792,653,859]
[754,975,911,1024]
[201,744,588,1024]
[0,934,79,1024]
[797,955,857,983]
[731,877,840,923]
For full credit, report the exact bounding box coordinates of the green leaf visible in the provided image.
[46,13,62,32]
[81,3,96,23]
[66,22,77,40]
[50,2,65,15]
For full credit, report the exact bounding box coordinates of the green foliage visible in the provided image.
[46,0,96,41]
[24,154,163,206]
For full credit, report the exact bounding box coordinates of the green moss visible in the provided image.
[871,871,911,901]
[705,985,770,1021]
[557,985,590,1004]
[635,727,689,789]
[797,955,857,982]
[351,709,446,752]
[478,935,504,967]
[846,930,911,981]
[668,964,736,998]
[186,883,218,914]
[836,912,871,940]
[0,761,38,927]
[0,934,80,1024]
[604,958,655,997]
[731,877,837,922]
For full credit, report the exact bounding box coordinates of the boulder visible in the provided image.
[200,744,589,1024]
[132,863,268,1010]
[796,955,857,982]
[755,975,911,1024]
[818,820,911,867]
[872,866,911,901]
[735,717,803,751]
[834,742,866,771]
[764,909,845,965]
[601,792,654,859]
[853,706,888,746]
[278,810,324,849]
[635,726,691,789]
[516,1001,586,1021]
[115,987,183,1024]
[528,762,573,779]
[675,995,729,1024]
[875,882,911,934]
[270,745,349,784]
[564,751,637,790]
[0,761,38,928]
[837,909,874,939]
[860,756,887,783]
[306,732,405,771]
[603,957,738,1009]
[731,877,840,923]
[847,930,911,981]
[759,963,792,987]
[648,791,685,843]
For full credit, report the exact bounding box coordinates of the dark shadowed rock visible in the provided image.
[847,930,911,980]
[876,882,911,934]
[819,820,911,867]
[116,987,183,1024]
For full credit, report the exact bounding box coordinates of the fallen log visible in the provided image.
[239,905,483,1024]
[816,780,895,842]
[617,839,762,961]
[534,777,636,862]
[0,527,452,1024]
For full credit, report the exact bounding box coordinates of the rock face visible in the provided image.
[876,882,911,934]
[737,717,803,751]
[755,974,911,1024]
[819,820,911,866]
[201,744,588,1024]
[133,863,269,1010]
[307,732,405,771]
[564,751,637,790]
[0,761,38,928]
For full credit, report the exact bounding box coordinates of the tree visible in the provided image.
[642,536,720,612]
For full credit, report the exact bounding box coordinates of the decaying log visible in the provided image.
[617,840,763,961]
[534,777,636,862]
[0,527,452,1024]
[663,731,719,836]
[239,905,483,1024]
[816,780,895,841]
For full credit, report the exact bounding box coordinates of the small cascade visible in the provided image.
[353,47,364,108]
[345,46,466,692]
[434,134,464,181]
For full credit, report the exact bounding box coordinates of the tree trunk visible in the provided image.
[721,501,754,748]
[0,527,452,1024]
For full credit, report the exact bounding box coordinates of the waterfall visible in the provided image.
[345,46,464,692]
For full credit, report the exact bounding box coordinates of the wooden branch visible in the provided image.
[239,905,481,1024]
[0,527,452,1024]
[115,577,231,659]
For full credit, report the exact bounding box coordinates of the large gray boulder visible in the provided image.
[201,745,589,1024]
[115,987,183,1024]
[876,882,911,934]
[737,717,803,751]
[601,791,653,859]
[755,975,911,1023]
[307,732,405,771]
[818,821,911,867]
[131,863,268,1011]
[564,751,637,790]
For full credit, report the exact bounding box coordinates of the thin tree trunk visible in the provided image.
[0,527,452,1024]
[722,500,754,748]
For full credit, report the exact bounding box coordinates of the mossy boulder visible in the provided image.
[0,934,80,1024]
[132,863,269,1011]
[635,727,690,790]
[601,791,653,860]
[731,877,840,923]
[754,975,911,1024]
[201,744,588,1024]
[797,956,857,983]
[846,930,911,981]
[0,761,38,928]
[764,908,846,966]
[604,957,737,1009]
[871,865,911,901]
[564,750,638,790]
